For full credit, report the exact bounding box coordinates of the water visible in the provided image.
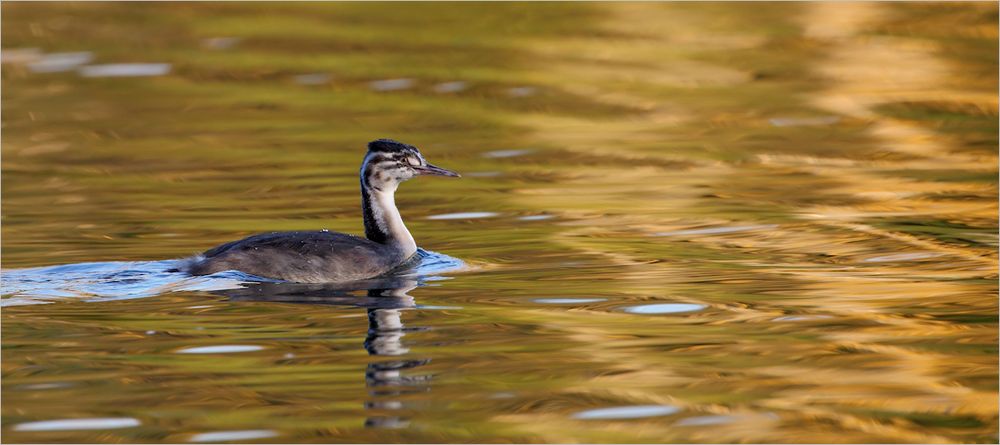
[2,2,997,443]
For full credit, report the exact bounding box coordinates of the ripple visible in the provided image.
[506,86,537,97]
[79,63,171,77]
[28,51,93,73]
[654,224,778,237]
[533,298,607,304]
[293,73,331,85]
[772,315,833,322]
[863,252,942,263]
[426,212,499,220]
[176,345,265,354]
[675,415,738,426]
[465,171,502,177]
[572,405,679,420]
[0,260,245,306]
[370,78,414,91]
[2,47,42,64]
[676,412,779,426]
[769,116,840,127]
[189,430,278,442]
[433,81,468,93]
[201,37,241,50]
[483,149,533,158]
[14,417,140,431]
[621,303,705,314]
[19,382,74,390]
[519,215,554,221]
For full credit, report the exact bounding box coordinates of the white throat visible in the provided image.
[369,187,417,258]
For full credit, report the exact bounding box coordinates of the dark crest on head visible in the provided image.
[368,139,417,154]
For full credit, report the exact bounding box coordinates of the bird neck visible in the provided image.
[361,183,417,259]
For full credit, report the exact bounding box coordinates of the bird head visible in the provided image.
[361,139,460,192]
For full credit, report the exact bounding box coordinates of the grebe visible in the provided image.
[179,139,459,283]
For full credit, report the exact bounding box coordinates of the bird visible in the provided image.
[177,139,460,283]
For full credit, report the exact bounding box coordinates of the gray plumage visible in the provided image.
[180,231,411,283]
[178,139,459,283]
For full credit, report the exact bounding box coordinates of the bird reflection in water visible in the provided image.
[219,273,432,429]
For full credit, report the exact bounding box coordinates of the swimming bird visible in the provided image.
[179,139,460,283]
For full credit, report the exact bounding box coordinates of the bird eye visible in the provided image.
[406,157,420,167]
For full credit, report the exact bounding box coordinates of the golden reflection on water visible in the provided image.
[2,2,997,443]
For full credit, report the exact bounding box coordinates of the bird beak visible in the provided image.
[415,163,461,178]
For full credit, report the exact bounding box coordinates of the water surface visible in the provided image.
[2,2,997,443]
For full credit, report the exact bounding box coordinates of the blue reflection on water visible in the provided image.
[621,303,706,314]
[188,430,278,443]
[572,405,680,420]
[13,417,141,431]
